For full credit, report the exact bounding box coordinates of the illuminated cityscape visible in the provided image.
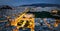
[0,0,60,31]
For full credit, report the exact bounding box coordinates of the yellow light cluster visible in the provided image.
[11,13,35,31]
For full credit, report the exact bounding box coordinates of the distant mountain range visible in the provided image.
[20,3,60,7]
[0,3,60,8]
[0,5,13,9]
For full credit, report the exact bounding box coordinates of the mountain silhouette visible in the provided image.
[20,3,60,7]
[0,5,12,9]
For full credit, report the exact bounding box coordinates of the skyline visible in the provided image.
[0,0,60,6]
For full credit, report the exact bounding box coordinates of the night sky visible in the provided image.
[0,0,60,6]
